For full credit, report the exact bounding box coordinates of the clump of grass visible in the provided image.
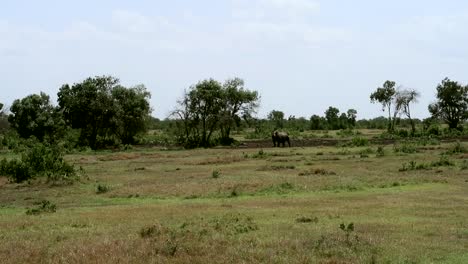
[393,142,418,154]
[260,182,295,194]
[96,184,111,194]
[26,200,57,215]
[208,213,258,235]
[445,141,467,154]
[430,156,454,167]
[337,148,351,155]
[376,146,385,157]
[460,160,468,170]
[346,137,369,147]
[211,170,221,179]
[251,149,268,159]
[140,223,165,238]
[229,186,239,197]
[399,156,455,172]
[299,168,336,176]
[296,216,319,223]
[399,161,429,172]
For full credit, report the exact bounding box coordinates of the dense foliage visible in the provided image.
[428,78,468,129]
[172,78,259,148]
[58,76,152,149]
[0,142,78,183]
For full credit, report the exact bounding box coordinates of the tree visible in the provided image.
[218,78,259,144]
[370,80,396,131]
[111,84,152,144]
[8,92,65,142]
[268,110,285,129]
[395,88,420,133]
[172,79,224,148]
[428,78,468,130]
[325,106,340,130]
[58,76,152,149]
[310,115,325,130]
[346,109,357,128]
[0,103,9,132]
[172,78,260,148]
[58,76,117,149]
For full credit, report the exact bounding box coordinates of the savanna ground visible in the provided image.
[1,132,468,263]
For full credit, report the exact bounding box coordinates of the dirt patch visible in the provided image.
[98,153,142,161]
[0,177,9,187]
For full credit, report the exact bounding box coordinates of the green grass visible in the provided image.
[0,141,468,263]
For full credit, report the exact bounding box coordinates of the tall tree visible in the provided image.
[325,106,340,130]
[346,109,358,128]
[58,76,117,149]
[268,110,285,129]
[8,92,65,142]
[172,79,224,148]
[111,84,152,144]
[218,78,259,144]
[370,80,397,131]
[428,78,468,130]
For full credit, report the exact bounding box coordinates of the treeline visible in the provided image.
[1,76,468,150]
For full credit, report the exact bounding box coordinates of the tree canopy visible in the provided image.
[8,92,65,142]
[58,76,151,149]
[428,78,468,129]
[173,77,259,148]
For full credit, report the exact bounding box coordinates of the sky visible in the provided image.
[1,0,468,119]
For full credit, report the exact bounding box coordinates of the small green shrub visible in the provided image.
[461,160,468,170]
[211,170,221,179]
[376,146,385,157]
[430,156,454,167]
[446,141,467,154]
[299,168,336,176]
[26,200,57,215]
[251,149,268,159]
[296,216,319,223]
[96,184,111,194]
[345,137,369,147]
[393,142,418,154]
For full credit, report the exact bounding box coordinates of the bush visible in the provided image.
[96,184,111,194]
[26,200,57,215]
[344,137,369,147]
[211,170,221,179]
[446,141,467,154]
[393,142,418,154]
[0,142,80,183]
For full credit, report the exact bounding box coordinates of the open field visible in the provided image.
[1,140,468,263]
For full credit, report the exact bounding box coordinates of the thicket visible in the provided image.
[0,142,80,184]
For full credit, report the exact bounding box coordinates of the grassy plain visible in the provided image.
[0,139,467,263]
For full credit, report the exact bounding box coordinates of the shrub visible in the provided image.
[461,160,468,170]
[347,137,369,147]
[296,216,319,223]
[446,141,467,154]
[376,146,385,157]
[393,142,418,154]
[96,184,111,194]
[430,156,454,167]
[0,142,80,183]
[211,170,221,179]
[26,200,57,215]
